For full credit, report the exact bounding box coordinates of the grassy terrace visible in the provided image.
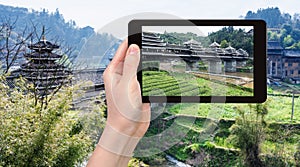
[139,70,299,166]
[139,99,300,166]
[168,95,300,123]
[142,71,253,96]
[138,95,300,166]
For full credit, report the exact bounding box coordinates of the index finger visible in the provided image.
[106,39,128,73]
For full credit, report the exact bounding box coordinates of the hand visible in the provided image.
[87,39,151,167]
[103,39,150,137]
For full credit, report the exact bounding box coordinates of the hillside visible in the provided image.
[0,4,119,68]
[245,7,300,49]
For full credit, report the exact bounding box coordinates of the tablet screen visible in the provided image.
[129,20,266,103]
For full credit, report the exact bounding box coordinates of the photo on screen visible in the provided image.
[141,26,254,97]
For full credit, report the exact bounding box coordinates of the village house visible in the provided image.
[267,41,300,84]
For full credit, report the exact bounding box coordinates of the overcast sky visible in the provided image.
[0,0,299,31]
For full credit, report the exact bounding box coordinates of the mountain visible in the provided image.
[0,4,119,69]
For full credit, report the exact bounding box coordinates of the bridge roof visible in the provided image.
[29,38,59,52]
[210,41,220,48]
[142,32,160,39]
[267,41,283,50]
[184,39,201,45]
[284,49,300,58]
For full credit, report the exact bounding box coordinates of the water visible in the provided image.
[165,155,192,167]
[151,155,192,167]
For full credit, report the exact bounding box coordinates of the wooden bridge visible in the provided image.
[142,50,252,73]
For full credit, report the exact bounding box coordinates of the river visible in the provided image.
[151,155,192,167]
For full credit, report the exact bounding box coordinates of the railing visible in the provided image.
[142,51,252,60]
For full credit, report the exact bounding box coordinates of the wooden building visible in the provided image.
[267,41,300,84]
[21,34,71,97]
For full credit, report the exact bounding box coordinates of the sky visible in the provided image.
[0,0,299,31]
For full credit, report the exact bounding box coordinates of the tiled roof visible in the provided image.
[267,41,283,50]
[284,49,300,58]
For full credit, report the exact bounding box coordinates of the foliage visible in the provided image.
[160,32,211,47]
[295,142,300,167]
[78,92,106,143]
[0,4,94,52]
[261,124,299,166]
[159,26,253,57]
[184,143,201,153]
[246,7,300,49]
[220,39,229,48]
[283,35,295,48]
[0,18,33,74]
[245,7,286,28]
[168,95,300,123]
[128,158,149,167]
[208,26,253,57]
[145,100,300,166]
[0,76,105,167]
[228,103,268,167]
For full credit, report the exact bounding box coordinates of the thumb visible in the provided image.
[122,44,140,80]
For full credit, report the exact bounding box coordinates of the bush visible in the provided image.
[229,103,268,167]
[0,76,105,167]
[128,158,149,167]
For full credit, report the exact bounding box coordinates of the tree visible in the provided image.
[291,29,300,41]
[229,103,268,167]
[208,27,253,56]
[0,17,33,74]
[220,40,228,48]
[282,24,293,34]
[293,13,300,29]
[0,75,106,167]
[245,7,284,28]
[0,4,96,65]
[268,31,280,41]
[282,13,292,25]
[283,35,294,48]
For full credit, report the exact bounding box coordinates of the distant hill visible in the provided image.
[0,4,119,68]
[245,7,300,49]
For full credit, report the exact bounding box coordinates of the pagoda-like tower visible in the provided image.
[183,39,203,55]
[141,32,167,70]
[21,34,71,97]
[142,32,166,53]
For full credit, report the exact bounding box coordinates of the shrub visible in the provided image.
[229,103,268,167]
[0,76,105,167]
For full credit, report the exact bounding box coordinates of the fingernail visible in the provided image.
[128,44,139,55]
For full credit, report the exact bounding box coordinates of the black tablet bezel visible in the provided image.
[128,19,266,103]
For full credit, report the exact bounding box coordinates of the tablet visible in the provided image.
[128,19,266,103]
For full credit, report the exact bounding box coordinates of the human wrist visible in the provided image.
[106,106,150,137]
[97,122,142,157]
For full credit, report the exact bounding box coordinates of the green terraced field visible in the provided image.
[142,71,253,96]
